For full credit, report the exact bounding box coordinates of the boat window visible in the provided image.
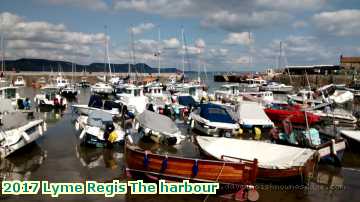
[5,88,16,99]
[189,87,196,96]
[134,89,141,96]
[208,108,227,115]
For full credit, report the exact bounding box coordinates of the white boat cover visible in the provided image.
[1,112,29,130]
[136,110,180,135]
[236,101,274,127]
[196,136,316,169]
[87,110,113,128]
[0,99,15,113]
[340,130,360,143]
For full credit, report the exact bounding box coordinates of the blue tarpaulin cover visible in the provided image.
[199,103,235,124]
[178,96,197,107]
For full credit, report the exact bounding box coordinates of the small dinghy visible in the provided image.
[0,103,47,158]
[75,110,125,147]
[196,136,318,182]
[189,103,240,137]
[134,110,185,145]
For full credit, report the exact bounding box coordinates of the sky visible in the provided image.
[0,0,360,72]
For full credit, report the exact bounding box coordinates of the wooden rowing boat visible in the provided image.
[196,136,319,182]
[124,135,258,186]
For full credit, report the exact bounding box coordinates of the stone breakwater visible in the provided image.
[3,71,178,86]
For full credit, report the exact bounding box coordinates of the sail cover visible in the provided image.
[136,110,179,134]
[196,136,316,169]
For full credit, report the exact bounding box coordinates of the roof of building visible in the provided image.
[340,56,360,63]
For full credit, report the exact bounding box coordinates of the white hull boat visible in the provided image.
[235,101,274,128]
[13,76,26,87]
[329,90,353,104]
[0,113,46,158]
[75,111,125,147]
[134,110,185,145]
[91,82,113,95]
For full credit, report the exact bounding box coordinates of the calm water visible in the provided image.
[1,80,360,201]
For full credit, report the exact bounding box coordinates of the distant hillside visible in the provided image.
[2,58,179,73]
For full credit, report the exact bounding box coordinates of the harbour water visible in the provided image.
[1,81,360,202]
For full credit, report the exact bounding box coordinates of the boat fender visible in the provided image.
[254,127,261,140]
[160,155,168,173]
[43,122,47,131]
[38,125,43,135]
[192,160,199,177]
[79,129,86,140]
[238,128,243,136]
[22,131,31,142]
[331,139,337,156]
[75,121,80,131]
[144,151,149,168]
[190,119,195,129]
[144,128,152,136]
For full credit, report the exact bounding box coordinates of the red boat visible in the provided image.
[264,103,320,125]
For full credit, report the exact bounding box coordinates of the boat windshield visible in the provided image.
[134,89,141,96]
[4,88,17,99]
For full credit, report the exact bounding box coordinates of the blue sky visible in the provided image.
[1,0,360,71]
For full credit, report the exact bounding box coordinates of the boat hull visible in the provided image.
[124,138,258,185]
[264,108,320,125]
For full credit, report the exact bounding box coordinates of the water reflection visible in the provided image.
[0,143,47,181]
[75,145,123,170]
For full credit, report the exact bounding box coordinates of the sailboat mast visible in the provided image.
[130,27,136,78]
[157,27,161,77]
[181,27,185,84]
[1,34,4,73]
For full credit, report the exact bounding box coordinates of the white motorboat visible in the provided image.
[261,81,293,93]
[214,83,240,100]
[0,108,47,158]
[75,110,125,147]
[189,103,240,137]
[60,85,78,98]
[173,83,207,102]
[91,82,113,95]
[72,94,120,117]
[34,85,67,108]
[311,108,357,125]
[116,84,148,115]
[329,90,354,104]
[235,101,274,129]
[54,75,70,88]
[239,91,274,104]
[13,76,26,87]
[134,110,185,145]
[287,89,324,105]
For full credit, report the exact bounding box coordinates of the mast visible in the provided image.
[181,27,185,84]
[157,27,161,77]
[279,41,293,84]
[130,26,136,79]
[1,34,4,73]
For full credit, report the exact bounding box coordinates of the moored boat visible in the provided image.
[124,135,258,188]
[196,136,318,182]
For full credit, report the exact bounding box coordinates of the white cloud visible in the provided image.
[223,32,253,45]
[0,12,107,62]
[312,9,360,36]
[163,38,180,49]
[195,38,206,48]
[233,56,251,65]
[201,10,292,32]
[292,20,307,29]
[209,48,228,56]
[256,0,325,10]
[131,22,155,35]
[45,0,109,11]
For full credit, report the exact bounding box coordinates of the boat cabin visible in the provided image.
[0,86,20,100]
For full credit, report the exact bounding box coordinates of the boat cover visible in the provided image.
[1,112,30,130]
[88,94,103,108]
[196,136,316,169]
[87,110,113,128]
[199,103,235,124]
[0,99,15,113]
[136,110,179,134]
[237,101,274,127]
[340,130,360,143]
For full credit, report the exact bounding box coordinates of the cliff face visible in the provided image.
[2,58,178,73]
